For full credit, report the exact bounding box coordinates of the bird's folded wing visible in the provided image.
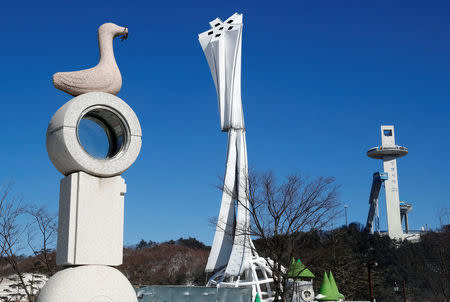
[54,66,115,91]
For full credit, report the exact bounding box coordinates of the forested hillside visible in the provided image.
[2,229,448,302]
[120,237,209,286]
[280,224,449,301]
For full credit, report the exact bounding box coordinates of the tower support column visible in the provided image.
[382,157,403,239]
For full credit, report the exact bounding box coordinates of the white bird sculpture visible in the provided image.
[53,23,128,96]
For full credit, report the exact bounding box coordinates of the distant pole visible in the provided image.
[404,214,409,234]
[367,262,378,302]
[368,263,374,302]
[402,281,407,302]
[345,205,348,226]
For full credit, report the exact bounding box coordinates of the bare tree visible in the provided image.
[218,171,341,301]
[437,206,449,229]
[409,227,450,302]
[27,206,57,276]
[0,182,34,301]
[0,183,57,302]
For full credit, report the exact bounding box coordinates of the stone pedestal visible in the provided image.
[37,266,137,302]
[57,172,126,266]
[40,91,141,302]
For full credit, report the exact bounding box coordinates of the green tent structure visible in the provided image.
[287,258,315,280]
[317,271,340,301]
[254,292,261,302]
[329,271,345,300]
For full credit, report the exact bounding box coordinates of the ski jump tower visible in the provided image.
[198,13,274,301]
[366,125,409,239]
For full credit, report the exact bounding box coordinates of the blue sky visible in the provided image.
[0,0,449,247]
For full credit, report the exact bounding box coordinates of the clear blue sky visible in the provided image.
[1,0,449,247]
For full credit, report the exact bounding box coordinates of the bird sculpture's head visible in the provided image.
[98,23,128,41]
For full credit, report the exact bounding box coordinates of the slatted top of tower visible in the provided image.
[367,125,408,159]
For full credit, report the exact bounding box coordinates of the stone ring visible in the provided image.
[46,92,142,177]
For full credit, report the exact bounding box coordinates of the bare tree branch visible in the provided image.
[26,206,57,276]
[0,181,33,301]
[214,170,341,300]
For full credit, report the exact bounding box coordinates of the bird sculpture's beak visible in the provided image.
[120,27,128,42]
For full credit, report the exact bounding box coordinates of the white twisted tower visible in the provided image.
[199,13,274,301]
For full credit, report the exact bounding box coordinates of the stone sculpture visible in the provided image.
[38,24,139,302]
[53,23,128,96]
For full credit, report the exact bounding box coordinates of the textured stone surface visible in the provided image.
[46,92,142,177]
[53,23,128,96]
[36,265,137,302]
[56,172,126,266]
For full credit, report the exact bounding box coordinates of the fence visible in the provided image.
[136,286,252,302]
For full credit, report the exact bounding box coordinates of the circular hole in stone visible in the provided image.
[78,118,109,158]
[77,106,129,159]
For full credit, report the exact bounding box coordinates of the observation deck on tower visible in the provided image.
[367,126,408,160]
[367,145,408,159]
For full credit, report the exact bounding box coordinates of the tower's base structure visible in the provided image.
[207,250,275,301]
[365,172,388,234]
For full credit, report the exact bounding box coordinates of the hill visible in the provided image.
[1,229,448,302]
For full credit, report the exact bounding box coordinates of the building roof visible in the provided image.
[287,258,315,279]
[317,271,340,301]
[254,292,261,302]
[329,271,345,299]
